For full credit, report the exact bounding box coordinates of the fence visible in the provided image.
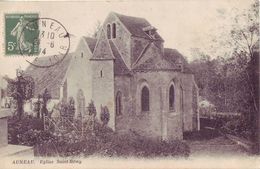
[43,114,95,136]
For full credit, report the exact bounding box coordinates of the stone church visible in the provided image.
[24,12,199,140]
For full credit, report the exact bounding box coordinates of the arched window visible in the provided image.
[116,91,122,116]
[141,86,149,112]
[107,24,111,39]
[112,23,116,38]
[169,85,175,110]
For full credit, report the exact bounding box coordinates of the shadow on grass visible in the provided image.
[183,128,220,141]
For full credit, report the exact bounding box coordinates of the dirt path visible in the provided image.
[187,136,249,157]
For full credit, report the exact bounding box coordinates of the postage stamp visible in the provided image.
[5,13,39,55]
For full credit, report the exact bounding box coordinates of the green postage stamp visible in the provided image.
[5,13,39,55]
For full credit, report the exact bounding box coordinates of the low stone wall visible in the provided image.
[0,109,11,148]
[0,109,33,157]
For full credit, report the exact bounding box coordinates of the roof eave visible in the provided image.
[90,58,115,61]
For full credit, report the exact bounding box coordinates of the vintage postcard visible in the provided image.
[0,0,259,169]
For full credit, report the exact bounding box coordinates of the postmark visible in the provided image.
[19,17,70,68]
[5,13,39,55]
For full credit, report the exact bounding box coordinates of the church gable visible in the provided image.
[91,28,114,60]
[103,12,132,69]
[133,43,182,71]
[75,37,96,60]
[133,42,162,67]
[91,12,191,74]
[101,12,165,70]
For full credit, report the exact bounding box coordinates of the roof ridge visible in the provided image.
[112,12,148,21]
[109,40,130,70]
[109,40,131,75]
[91,28,114,60]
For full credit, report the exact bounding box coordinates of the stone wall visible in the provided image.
[91,60,115,130]
[66,38,93,117]
[132,71,183,140]
[115,71,196,140]
[0,116,8,147]
[114,75,132,132]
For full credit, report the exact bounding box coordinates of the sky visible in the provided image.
[0,0,253,78]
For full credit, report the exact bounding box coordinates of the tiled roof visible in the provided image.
[83,37,97,53]
[114,12,163,41]
[24,54,72,99]
[133,55,177,71]
[133,48,192,73]
[163,48,192,73]
[109,40,130,75]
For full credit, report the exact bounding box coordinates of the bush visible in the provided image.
[100,106,110,126]
[93,131,190,158]
[34,124,190,158]
[8,115,190,158]
[221,117,251,139]
[8,115,44,144]
[17,129,54,146]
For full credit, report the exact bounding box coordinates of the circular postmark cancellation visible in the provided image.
[18,17,70,68]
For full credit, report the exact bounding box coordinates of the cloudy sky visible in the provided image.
[0,0,253,78]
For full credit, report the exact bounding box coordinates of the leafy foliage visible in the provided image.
[54,97,76,121]
[100,106,110,126]
[190,0,259,142]
[8,115,190,157]
[87,100,97,117]
[8,116,44,145]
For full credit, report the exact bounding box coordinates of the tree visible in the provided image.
[87,100,97,133]
[60,97,75,121]
[67,97,75,122]
[33,95,41,118]
[100,105,110,127]
[6,69,34,120]
[230,1,259,61]
[41,88,51,121]
[88,100,97,117]
[225,1,259,145]
[190,0,259,147]
[189,53,224,110]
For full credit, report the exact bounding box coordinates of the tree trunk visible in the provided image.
[17,97,23,120]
